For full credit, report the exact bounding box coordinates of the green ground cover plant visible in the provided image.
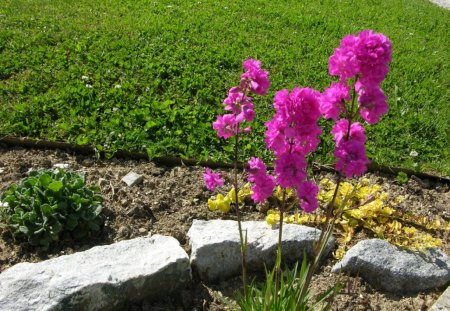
[0,169,104,248]
[0,0,448,175]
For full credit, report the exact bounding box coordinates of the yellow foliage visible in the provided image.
[270,177,448,260]
[208,177,448,260]
[208,183,253,213]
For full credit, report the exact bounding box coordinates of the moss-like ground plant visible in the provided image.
[0,169,104,248]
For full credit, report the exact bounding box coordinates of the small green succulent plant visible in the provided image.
[0,169,104,248]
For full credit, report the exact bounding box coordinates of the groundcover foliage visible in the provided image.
[0,0,448,174]
[0,169,104,248]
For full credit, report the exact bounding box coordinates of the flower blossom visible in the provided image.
[331,119,366,146]
[334,140,370,178]
[328,30,392,125]
[274,153,307,189]
[213,59,269,139]
[203,168,224,191]
[329,30,392,85]
[357,84,389,125]
[223,87,255,122]
[297,181,319,213]
[265,88,322,157]
[320,82,350,120]
[240,59,270,95]
[247,157,275,203]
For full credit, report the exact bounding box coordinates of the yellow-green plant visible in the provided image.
[266,178,449,259]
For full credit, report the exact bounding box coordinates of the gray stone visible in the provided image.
[0,235,191,311]
[429,285,450,311]
[187,219,334,282]
[53,163,70,169]
[332,239,450,293]
[121,172,143,187]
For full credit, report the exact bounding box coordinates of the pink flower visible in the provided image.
[212,114,237,139]
[320,82,350,120]
[291,124,322,155]
[331,119,366,146]
[240,59,270,95]
[334,140,370,178]
[223,87,251,113]
[223,87,255,123]
[357,85,389,124]
[251,175,276,203]
[297,181,319,213]
[274,88,321,125]
[275,153,307,188]
[203,168,224,191]
[265,117,289,156]
[356,30,392,84]
[247,157,275,203]
[248,157,268,182]
[329,30,392,85]
[329,34,360,80]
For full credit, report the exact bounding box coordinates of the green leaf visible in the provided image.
[48,181,64,192]
[39,174,52,188]
[19,226,29,234]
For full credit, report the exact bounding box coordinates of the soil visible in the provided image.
[0,145,448,311]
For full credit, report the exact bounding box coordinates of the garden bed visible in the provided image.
[0,146,448,310]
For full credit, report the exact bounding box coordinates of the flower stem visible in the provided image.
[233,132,247,296]
[275,187,287,294]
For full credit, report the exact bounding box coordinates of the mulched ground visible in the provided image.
[0,145,448,311]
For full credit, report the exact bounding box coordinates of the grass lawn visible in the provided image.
[0,0,449,175]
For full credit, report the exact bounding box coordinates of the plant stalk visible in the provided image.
[233,132,247,296]
[275,188,287,294]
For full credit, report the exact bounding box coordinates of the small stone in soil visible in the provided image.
[138,228,147,234]
[118,226,130,238]
[53,163,70,169]
[121,172,143,187]
[81,159,94,167]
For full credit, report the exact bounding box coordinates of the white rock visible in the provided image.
[53,163,70,169]
[187,219,334,282]
[332,239,450,293]
[0,235,191,311]
[429,285,450,311]
[121,172,143,187]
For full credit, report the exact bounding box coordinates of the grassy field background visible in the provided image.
[0,0,449,175]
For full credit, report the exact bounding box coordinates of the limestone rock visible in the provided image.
[121,172,143,187]
[188,219,334,282]
[332,239,450,293]
[429,285,450,311]
[0,235,191,311]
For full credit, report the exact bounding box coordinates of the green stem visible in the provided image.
[295,178,341,309]
[234,132,247,296]
[275,188,287,294]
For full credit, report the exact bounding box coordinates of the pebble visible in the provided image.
[117,226,130,238]
[121,172,143,187]
[81,159,94,167]
[138,228,147,234]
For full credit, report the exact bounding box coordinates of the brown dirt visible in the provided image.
[0,145,448,311]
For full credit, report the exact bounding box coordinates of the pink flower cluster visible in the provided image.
[248,157,276,203]
[203,168,224,191]
[213,59,270,139]
[323,30,392,124]
[206,59,270,191]
[331,120,370,178]
[321,30,391,177]
[247,88,322,213]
